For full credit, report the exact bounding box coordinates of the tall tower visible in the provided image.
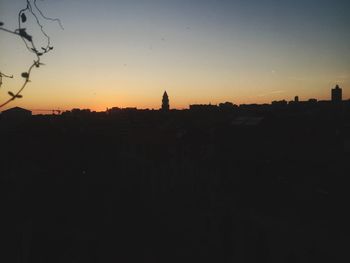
[331,84,342,103]
[162,91,169,111]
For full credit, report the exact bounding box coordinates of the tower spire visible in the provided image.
[331,84,342,103]
[162,91,169,111]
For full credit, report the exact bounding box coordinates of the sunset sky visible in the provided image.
[1,0,349,112]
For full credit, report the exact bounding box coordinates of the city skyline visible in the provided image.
[1,0,349,112]
[1,84,347,115]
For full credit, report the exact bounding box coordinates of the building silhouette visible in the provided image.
[162,91,169,111]
[219,102,237,110]
[189,104,218,111]
[331,85,342,103]
[1,106,32,120]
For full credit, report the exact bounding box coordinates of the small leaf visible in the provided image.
[16,94,23,98]
[21,72,29,79]
[0,22,4,26]
[18,28,32,42]
[21,13,27,23]
[37,52,43,56]
[8,91,15,97]
[49,46,54,50]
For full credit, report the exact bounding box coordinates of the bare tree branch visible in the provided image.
[0,0,62,108]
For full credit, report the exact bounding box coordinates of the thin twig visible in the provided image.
[0,62,37,108]
[33,0,64,30]
[0,72,14,89]
[0,0,62,108]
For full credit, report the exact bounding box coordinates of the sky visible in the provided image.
[1,0,349,112]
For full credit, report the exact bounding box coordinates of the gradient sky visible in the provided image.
[1,0,349,112]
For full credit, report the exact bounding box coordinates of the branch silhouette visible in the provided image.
[0,72,14,89]
[0,0,62,108]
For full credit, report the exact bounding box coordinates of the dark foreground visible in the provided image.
[1,108,349,262]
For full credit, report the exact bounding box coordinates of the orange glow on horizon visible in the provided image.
[1,0,349,114]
